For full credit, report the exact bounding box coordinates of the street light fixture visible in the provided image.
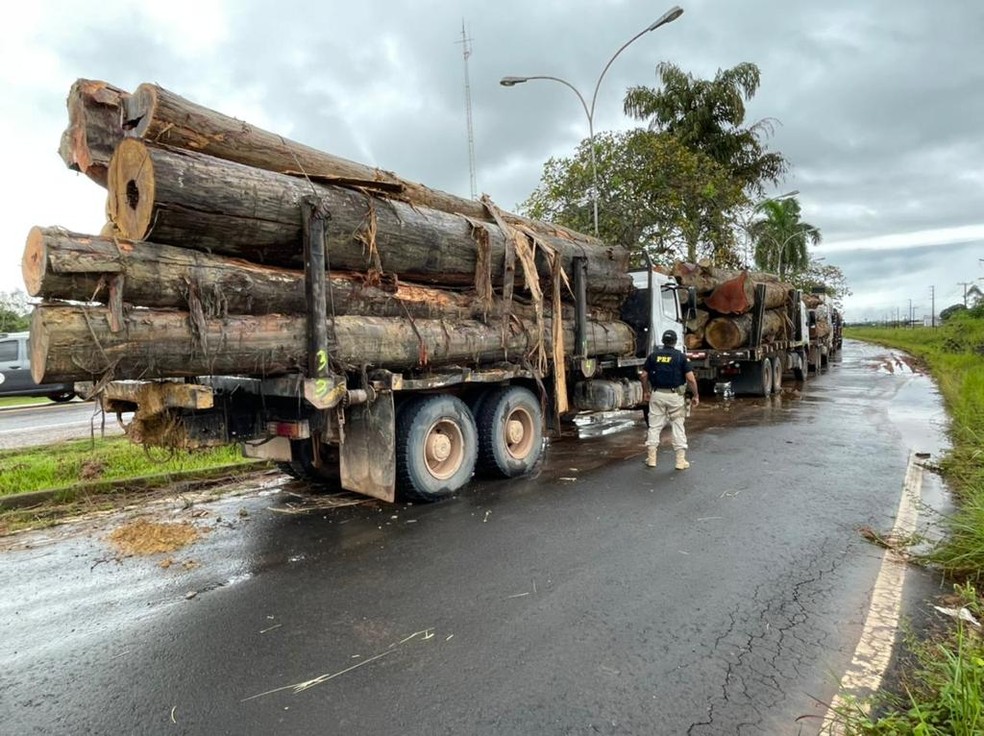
[775,226,819,279]
[500,5,684,237]
[741,190,799,267]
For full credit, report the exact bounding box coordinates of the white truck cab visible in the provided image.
[630,270,688,355]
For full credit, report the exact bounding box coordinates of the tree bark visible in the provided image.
[702,271,789,315]
[31,306,636,384]
[57,79,128,187]
[23,227,590,323]
[122,83,597,245]
[704,309,790,350]
[105,140,632,306]
[672,262,782,297]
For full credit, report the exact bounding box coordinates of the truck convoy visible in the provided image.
[26,79,840,504]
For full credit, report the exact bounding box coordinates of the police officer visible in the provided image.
[639,329,699,469]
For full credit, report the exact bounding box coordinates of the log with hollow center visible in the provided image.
[105,140,631,307]
[122,82,595,245]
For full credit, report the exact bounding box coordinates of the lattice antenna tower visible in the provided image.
[458,20,478,199]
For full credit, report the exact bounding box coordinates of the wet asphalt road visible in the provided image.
[0,400,124,450]
[0,340,951,735]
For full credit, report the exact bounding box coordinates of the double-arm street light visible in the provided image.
[500,5,684,237]
[775,226,819,279]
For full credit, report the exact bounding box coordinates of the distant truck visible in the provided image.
[644,271,809,397]
[804,290,841,372]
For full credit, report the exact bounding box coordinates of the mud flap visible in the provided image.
[340,392,396,502]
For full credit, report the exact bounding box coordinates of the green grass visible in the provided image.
[842,314,984,733]
[0,396,50,408]
[0,436,254,497]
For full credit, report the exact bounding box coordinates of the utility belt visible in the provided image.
[653,387,685,395]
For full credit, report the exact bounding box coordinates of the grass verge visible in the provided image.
[0,436,254,498]
[841,315,984,734]
[0,396,50,408]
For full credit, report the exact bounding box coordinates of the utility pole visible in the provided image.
[458,21,478,200]
[958,281,974,307]
[930,285,935,328]
[908,298,912,328]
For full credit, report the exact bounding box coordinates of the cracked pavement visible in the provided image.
[0,340,952,735]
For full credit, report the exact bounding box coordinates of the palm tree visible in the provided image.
[749,198,821,278]
[623,61,787,196]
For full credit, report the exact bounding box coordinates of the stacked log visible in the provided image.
[30,79,636,388]
[671,262,795,350]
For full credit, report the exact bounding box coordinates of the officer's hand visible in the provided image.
[691,394,699,407]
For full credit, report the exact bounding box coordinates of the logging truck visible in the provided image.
[58,259,692,504]
[29,78,825,505]
[645,271,811,397]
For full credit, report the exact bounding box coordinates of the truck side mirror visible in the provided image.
[685,287,697,321]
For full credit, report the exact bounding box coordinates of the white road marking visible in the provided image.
[820,451,923,733]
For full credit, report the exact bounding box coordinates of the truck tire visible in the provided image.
[793,352,807,382]
[476,386,544,478]
[48,391,75,403]
[277,439,340,487]
[396,394,477,502]
[771,355,783,394]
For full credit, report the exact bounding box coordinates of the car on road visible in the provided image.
[0,331,76,402]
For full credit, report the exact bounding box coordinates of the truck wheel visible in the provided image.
[476,386,544,478]
[758,358,774,397]
[48,391,75,403]
[277,439,340,487]
[771,356,783,394]
[793,353,807,382]
[396,394,477,502]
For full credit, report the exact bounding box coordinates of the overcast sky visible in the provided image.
[2,0,982,321]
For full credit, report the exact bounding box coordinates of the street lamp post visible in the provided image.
[775,226,819,279]
[500,5,684,237]
[741,190,798,268]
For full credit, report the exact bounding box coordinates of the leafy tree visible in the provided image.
[623,62,788,196]
[790,257,851,309]
[940,303,967,322]
[749,198,821,279]
[521,129,746,266]
[0,290,29,333]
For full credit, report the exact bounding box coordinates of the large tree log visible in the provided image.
[105,140,632,305]
[671,262,782,297]
[23,227,595,323]
[122,83,593,244]
[31,306,635,384]
[704,309,790,350]
[703,271,790,315]
[57,80,128,187]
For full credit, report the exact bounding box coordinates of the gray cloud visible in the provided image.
[3,0,983,322]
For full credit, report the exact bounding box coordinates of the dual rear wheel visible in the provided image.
[396,386,544,502]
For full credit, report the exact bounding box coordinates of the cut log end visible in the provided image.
[29,308,51,384]
[22,227,48,296]
[122,83,158,138]
[704,319,743,351]
[107,138,155,240]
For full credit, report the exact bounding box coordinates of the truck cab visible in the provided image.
[627,270,688,355]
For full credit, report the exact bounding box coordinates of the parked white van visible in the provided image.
[0,331,76,402]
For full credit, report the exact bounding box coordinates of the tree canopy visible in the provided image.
[789,257,851,309]
[623,61,788,196]
[749,198,821,279]
[521,129,745,266]
[0,290,29,333]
